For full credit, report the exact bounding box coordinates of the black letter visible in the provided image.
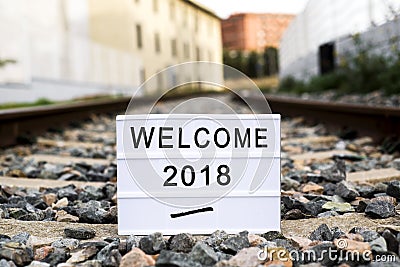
[194,127,210,148]
[234,128,250,148]
[214,128,230,148]
[130,127,154,148]
[178,128,190,148]
[159,127,173,148]
[256,128,268,148]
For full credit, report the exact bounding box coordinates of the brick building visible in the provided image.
[222,13,294,52]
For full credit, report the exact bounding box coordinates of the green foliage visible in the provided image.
[279,34,400,96]
[278,76,306,93]
[0,98,54,110]
[223,50,246,74]
[246,51,259,78]
[263,47,279,76]
[34,98,53,105]
[0,58,16,68]
[223,47,279,79]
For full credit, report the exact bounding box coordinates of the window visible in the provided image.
[140,68,146,84]
[155,33,161,53]
[170,0,175,20]
[183,6,188,27]
[196,47,200,61]
[136,24,142,49]
[195,12,199,32]
[153,0,158,13]
[183,43,190,59]
[171,39,177,57]
[156,70,163,90]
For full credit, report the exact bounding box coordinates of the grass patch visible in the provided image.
[0,94,125,110]
[0,98,54,110]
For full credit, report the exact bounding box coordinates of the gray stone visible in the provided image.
[365,201,396,218]
[356,184,376,198]
[169,233,196,253]
[52,239,80,251]
[102,184,116,201]
[189,242,218,266]
[11,232,30,245]
[285,209,306,219]
[19,211,46,221]
[323,183,337,196]
[26,261,50,267]
[156,250,201,267]
[126,235,140,252]
[79,241,109,251]
[96,242,121,267]
[356,199,371,213]
[67,246,98,264]
[303,200,327,216]
[369,236,387,252]
[375,183,388,193]
[352,229,380,242]
[309,224,333,241]
[0,259,16,267]
[220,235,250,255]
[330,226,345,239]
[0,244,32,267]
[317,210,339,218]
[334,181,360,201]
[64,228,96,240]
[139,232,166,255]
[204,230,228,248]
[382,230,399,254]
[43,248,67,266]
[392,158,400,170]
[8,208,29,220]
[82,186,104,201]
[261,231,285,241]
[320,160,346,182]
[281,176,300,191]
[387,181,400,199]
[216,251,232,261]
[57,186,78,201]
[76,260,102,267]
[306,243,338,266]
[58,173,79,181]
[0,234,11,242]
[72,200,114,224]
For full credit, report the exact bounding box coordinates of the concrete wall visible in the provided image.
[279,0,400,80]
[0,0,222,103]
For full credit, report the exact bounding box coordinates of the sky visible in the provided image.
[195,0,309,18]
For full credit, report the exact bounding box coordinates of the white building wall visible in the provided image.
[0,0,222,103]
[279,0,400,80]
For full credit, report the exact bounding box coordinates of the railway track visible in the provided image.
[0,93,400,266]
[238,93,400,142]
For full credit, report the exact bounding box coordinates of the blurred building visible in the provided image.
[0,0,222,103]
[221,13,294,52]
[279,0,400,80]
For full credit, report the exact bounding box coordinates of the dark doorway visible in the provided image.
[319,42,335,75]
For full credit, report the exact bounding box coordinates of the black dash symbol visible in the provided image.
[170,207,214,218]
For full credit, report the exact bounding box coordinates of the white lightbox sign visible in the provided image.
[117,114,280,235]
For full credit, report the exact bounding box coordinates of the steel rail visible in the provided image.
[0,97,135,147]
[245,94,400,141]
